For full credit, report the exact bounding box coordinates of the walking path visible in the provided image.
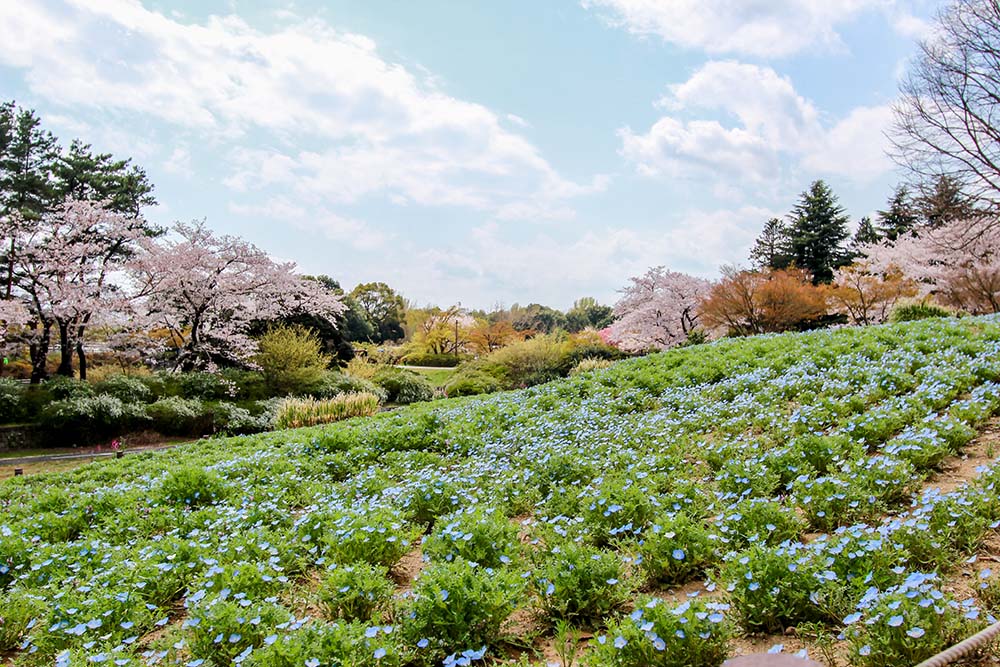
[0,441,183,467]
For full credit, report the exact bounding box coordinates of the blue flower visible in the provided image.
[887,615,904,627]
[907,628,926,638]
[614,636,627,649]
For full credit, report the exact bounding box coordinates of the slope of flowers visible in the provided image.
[2,317,1000,666]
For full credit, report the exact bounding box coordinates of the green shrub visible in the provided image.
[890,301,953,322]
[245,621,403,667]
[40,393,147,439]
[404,558,524,658]
[0,377,25,423]
[533,542,633,626]
[210,401,272,435]
[44,375,93,400]
[176,371,232,400]
[721,543,831,633]
[317,562,395,622]
[569,357,614,376]
[588,597,732,667]
[422,507,521,568]
[93,374,152,403]
[312,371,388,402]
[256,323,332,396]
[400,352,462,367]
[157,465,227,505]
[275,393,380,429]
[638,513,718,586]
[188,599,291,664]
[0,589,48,651]
[844,575,982,667]
[372,368,433,404]
[218,368,269,400]
[318,508,420,569]
[444,370,501,397]
[716,498,805,549]
[147,396,210,435]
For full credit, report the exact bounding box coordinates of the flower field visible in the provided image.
[3,317,1000,667]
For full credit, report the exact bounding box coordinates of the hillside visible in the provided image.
[3,316,1000,666]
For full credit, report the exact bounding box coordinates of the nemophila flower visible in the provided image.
[907,627,926,638]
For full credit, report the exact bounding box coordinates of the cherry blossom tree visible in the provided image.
[0,198,147,382]
[607,267,713,352]
[860,218,1000,314]
[130,221,345,371]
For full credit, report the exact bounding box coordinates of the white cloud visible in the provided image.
[228,197,391,251]
[621,61,894,187]
[0,0,599,221]
[417,205,771,307]
[801,105,895,182]
[583,0,910,58]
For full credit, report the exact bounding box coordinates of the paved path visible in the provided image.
[0,442,183,467]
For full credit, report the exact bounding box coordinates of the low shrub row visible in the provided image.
[443,331,625,397]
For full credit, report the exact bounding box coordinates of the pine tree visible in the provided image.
[918,175,974,227]
[850,216,880,253]
[786,180,851,284]
[876,185,918,241]
[54,140,155,217]
[0,104,60,220]
[749,217,791,270]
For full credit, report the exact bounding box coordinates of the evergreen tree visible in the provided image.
[54,140,156,217]
[850,216,880,253]
[918,175,974,227]
[876,185,918,241]
[749,217,791,270]
[786,180,851,284]
[0,104,60,220]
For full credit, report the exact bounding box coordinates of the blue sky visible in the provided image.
[1,0,939,309]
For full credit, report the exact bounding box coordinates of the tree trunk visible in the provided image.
[56,321,74,376]
[29,321,51,384]
[75,315,91,381]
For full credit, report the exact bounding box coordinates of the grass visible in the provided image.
[1,316,1000,666]
[398,365,456,388]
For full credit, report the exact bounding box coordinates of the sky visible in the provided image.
[0,0,942,310]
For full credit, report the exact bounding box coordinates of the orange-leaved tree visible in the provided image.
[699,266,827,336]
[824,260,919,325]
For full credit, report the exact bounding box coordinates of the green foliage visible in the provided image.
[422,507,522,568]
[256,323,332,396]
[443,369,501,397]
[0,377,25,423]
[569,357,614,376]
[890,301,953,322]
[637,513,718,586]
[44,376,93,400]
[400,353,462,367]
[721,543,831,633]
[372,368,433,404]
[92,374,151,403]
[39,393,147,439]
[533,542,633,626]
[317,562,395,622]
[317,508,420,568]
[313,371,388,402]
[0,589,47,651]
[403,558,524,657]
[156,465,227,506]
[146,396,210,435]
[844,576,981,667]
[245,621,403,667]
[587,597,732,667]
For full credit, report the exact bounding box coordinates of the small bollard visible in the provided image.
[13,467,23,476]
[115,451,124,459]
